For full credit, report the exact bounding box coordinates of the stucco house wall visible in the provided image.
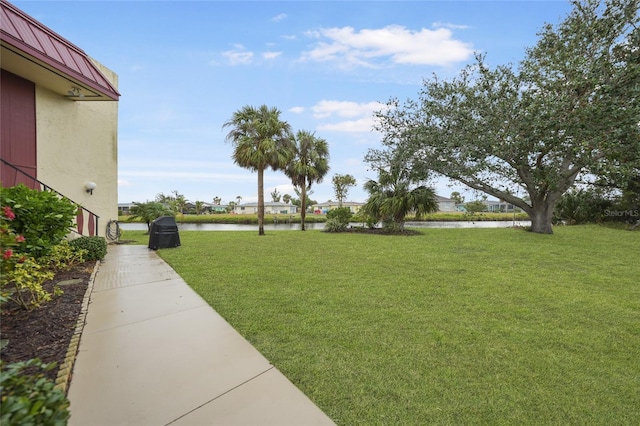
[36,61,119,236]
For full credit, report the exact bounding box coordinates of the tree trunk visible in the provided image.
[529,201,555,234]
[300,180,307,231]
[258,167,265,236]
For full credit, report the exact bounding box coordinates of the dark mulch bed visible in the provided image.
[0,261,95,381]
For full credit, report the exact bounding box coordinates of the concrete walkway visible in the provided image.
[67,244,334,426]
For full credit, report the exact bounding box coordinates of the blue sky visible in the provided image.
[15,0,573,205]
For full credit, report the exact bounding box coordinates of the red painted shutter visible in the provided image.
[88,213,95,236]
[76,210,84,236]
[1,70,37,188]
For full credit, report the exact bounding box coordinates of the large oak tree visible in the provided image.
[369,0,639,233]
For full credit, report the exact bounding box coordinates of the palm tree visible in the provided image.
[194,200,205,215]
[155,190,187,215]
[223,105,294,235]
[362,162,438,232]
[128,202,174,234]
[172,191,187,215]
[285,130,330,230]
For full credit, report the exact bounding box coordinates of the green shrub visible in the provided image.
[462,200,487,221]
[69,236,107,261]
[324,208,353,232]
[0,359,70,426]
[365,215,378,229]
[1,203,57,311]
[554,189,613,224]
[0,185,78,258]
[1,257,57,311]
[41,240,87,272]
[324,218,348,232]
[326,207,352,224]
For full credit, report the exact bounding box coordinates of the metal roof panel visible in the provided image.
[32,25,64,63]
[0,0,120,100]
[0,7,17,38]
[11,13,40,48]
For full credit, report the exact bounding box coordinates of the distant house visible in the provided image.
[184,201,214,214]
[118,203,136,216]
[483,200,517,213]
[186,202,229,214]
[234,202,297,215]
[312,201,364,214]
[1,0,120,238]
[454,199,518,213]
[210,204,228,213]
[435,195,456,212]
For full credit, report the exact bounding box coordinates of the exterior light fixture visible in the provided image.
[85,181,97,195]
[67,86,84,98]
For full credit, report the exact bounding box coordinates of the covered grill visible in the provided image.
[148,216,181,250]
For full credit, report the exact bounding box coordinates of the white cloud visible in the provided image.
[317,117,374,133]
[262,51,282,60]
[310,100,387,133]
[289,106,305,114]
[432,22,471,30]
[312,100,384,119]
[301,25,473,68]
[272,13,287,22]
[222,45,254,65]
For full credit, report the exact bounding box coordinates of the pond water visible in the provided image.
[119,221,531,232]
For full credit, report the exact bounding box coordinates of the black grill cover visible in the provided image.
[148,216,181,250]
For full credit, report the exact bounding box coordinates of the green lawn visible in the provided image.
[123,226,639,425]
